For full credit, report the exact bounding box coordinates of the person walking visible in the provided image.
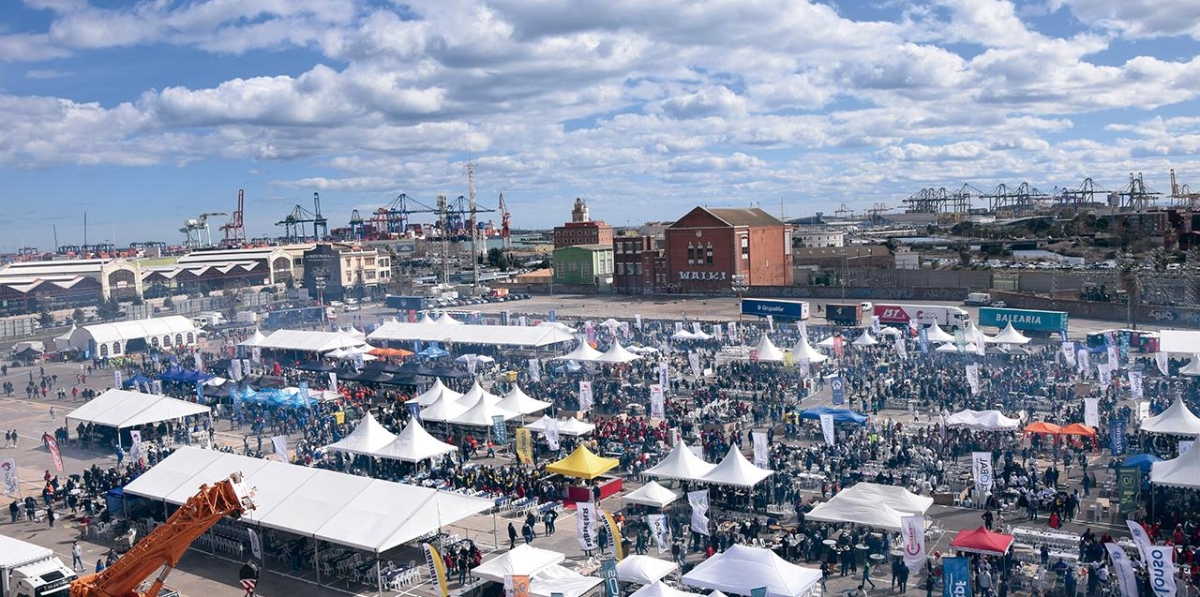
[507,522,518,549]
[46,507,55,528]
[71,542,84,572]
[239,560,259,597]
[862,558,876,590]
[543,509,557,535]
[521,521,534,545]
[897,560,909,593]
[924,573,935,597]
[597,523,610,555]
[8,500,18,523]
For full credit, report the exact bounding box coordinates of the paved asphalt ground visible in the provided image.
[0,294,1155,597]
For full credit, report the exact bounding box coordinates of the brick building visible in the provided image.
[613,234,664,294]
[553,198,614,249]
[664,207,793,293]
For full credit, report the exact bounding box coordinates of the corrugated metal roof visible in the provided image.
[703,207,785,228]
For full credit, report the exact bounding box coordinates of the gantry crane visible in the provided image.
[1170,169,1200,208]
[220,189,247,248]
[180,212,227,249]
[1117,172,1162,211]
[276,193,328,242]
[1058,178,1109,210]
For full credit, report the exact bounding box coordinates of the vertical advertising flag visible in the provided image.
[492,415,508,444]
[965,364,981,396]
[423,543,450,597]
[900,515,927,570]
[1105,543,1139,597]
[1084,398,1100,429]
[752,432,769,469]
[600,559,619,597]
[602,511,625,560]
[647,514,670,554]
[649,385,665,419]
[129,430,144,466]
[727,322,737,342]
[830,377,845,405]
[942,557,971,597]
[1097,363,1112,390]
[1147,545,1177,597]
[528,358,541,383]
[549,310,557,323]
[247,528,262,560]
[658,363,669,389]
[894,334,907,359]
[576,502,599,551]
[871,316,881,335]
[328,372,339,395]
[711,323,722,341]
[766,315,774,331]
[271,435,288,462]
[406,401,422,425]
[0,459,19,496]
[688,490,710,535]
[918,327,929,354]
[634,314,641,329]
[1128,371,1144,400]
[578,381,593,413]
[820,414,836,446]
[782,349,794,368]
[113,370,123,389]
[1110,418,1127,456]
[509,575,531,597]
[1156,351,1170,376]
[1126,520,1153,562]
[544,419,560,450]
[798,357,810,378]
[44,434,63,472]
[688,352,702,379]
[692,322,703,335]
[833,336,844,359]
[515,428,533,464]
[1062,342,1076,367]
[1117,468,1140,514]
[971,451,993,500]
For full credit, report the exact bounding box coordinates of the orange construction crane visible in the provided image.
[221,189,247,248]
[70,473,255,597]
[498,192,511,248]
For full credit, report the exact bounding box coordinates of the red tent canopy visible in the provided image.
[1059,423,1096,437]
[950,526,1014,556]
[1023,422,1061,435]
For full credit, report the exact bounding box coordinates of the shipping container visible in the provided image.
[978,307,1068,333]
[385,295,430,312]
[825,303,861,326]
[740,298,810,320]
[874,304,970,327]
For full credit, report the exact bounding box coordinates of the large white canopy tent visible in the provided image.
[617,555,679,585]
[924,324,955,344]
[457,381,502,407]
[963,321,994,344]
[497,386,553,416]
[644,442,716,481]
[1160,330,1200,354]
[944,410,1021,431]
[791,335,828,363]
[851,331,878,346]
[1181,357,1200,377]
[323,412,398,456]
[372,420,458,463]
[987,323,1032,345]
[408,378,463,407]
[66,389,210,445]
[622,480,680,508]
[66,315,201,355]
[369,321,575,348]
[450,396,520,427]
[594,341,642,364]
[245,329,366,353]
[751,335,785,362]
[804,483,933,531]
[125,447,492,554]
[1139,398,1200,437]
[524,415,596,436]
[472,544,565,582]
[554,342,605,362]
[681,545,821,597]
[632,581,705,597]
[529,565,603,597]
[701,445,773,487]
[1151,440,1200,489]
[420,393,469,423]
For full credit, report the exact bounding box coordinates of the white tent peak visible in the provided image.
[924,324,955,344]
[1151,436,1200,489]
[851,330,878,346]
[497,385,553,415]
[752,335,784,362]
[595,340,642,364]
[555,342,604,362]
[420,392,468,423]
[457,380,501,407]
[644,442,716,481]
[701,445,773,487]
[1140,397,1200,436]
[622,480,680,508]
[408,378,463,407]
[324,412,398,456]
[987,323,1031,345]
[373,419,457,462]
[791,334,828,363]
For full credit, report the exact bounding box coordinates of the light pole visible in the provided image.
[731,274,748,322]
[315,277,327,331]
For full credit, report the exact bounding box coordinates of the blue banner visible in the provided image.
[406,401,422,424]
[600,558,619,597]
[549,310,556,323]
[1059,329,1069,342]
[918,327,929,354]
[831,377,845,406]
[1119,332,1130,361]
[492,414,508,444]
[943,556,971,597]
[1110,418,1127,456]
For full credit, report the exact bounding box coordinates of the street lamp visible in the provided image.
[315,277,327,331]
[731,274,748,322]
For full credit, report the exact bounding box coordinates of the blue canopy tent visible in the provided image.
[122,373,152,389]
[418,344,450,359]
[159,368,214,383]
[1122,453,1162,472]
[799,406,869,426]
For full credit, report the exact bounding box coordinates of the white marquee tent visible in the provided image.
[457,381,502,407]
[124,447,491,554]
[497,386,553,416]
[66,389,210,438]
[450,396,519,427]
[935,342,977,354]
[644,442,716,481]
[804,483,933,531]
[752,335,785,362]
[323,412,398,456]
[1151,440,1200,489]
[700,445,773,487]
[621,480,680,508]
[524,415,596,437]
[924,324,955,344]
[632,581,705,597]
[682,545,821,597]
[944,410,1021,431]
[1160,330,1200,354]
[987,323,1031,345]
[594,341,642,364]
[1180,357,1200,377]
[420,393,469,423]
[554,342,605,362]
[369,321,575,348]
[472,544,565,583]
[791,335,828,363]
[851,331,878,346]
[616,555,679,585]
[1140,398,1200,437]
[408,379,463,407]
[245,329,366,353]
[373,420,457,462]
[529,565,603,597]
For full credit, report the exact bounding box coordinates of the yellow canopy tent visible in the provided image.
[545,444,619,480]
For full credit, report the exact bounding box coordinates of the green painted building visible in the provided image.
[552,244,614,289]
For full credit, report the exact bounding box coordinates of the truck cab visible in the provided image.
[963,292,991,306]
[3,554,76,597]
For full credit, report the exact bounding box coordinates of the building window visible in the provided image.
[706,243,713,265]
[186,332,195,344]
[163,335,172,347]
[785,230,793,255]
[582,263,592,278]
[175,334,183,345]
[687,243,694,264]
[99,344,109,357]
[112,342,121,355]
[741,235,749,258]
[636,263,643,276]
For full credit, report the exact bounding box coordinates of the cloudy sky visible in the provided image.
[2,0,1200,251]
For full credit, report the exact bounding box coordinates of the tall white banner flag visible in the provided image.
[766,315,774,331]
[688,490,710,535]
[1147,544,1177,597]
[1098,363,1112,389]
[576,502,599,551]
[687,352,702,379]
[1061,342,1076,367]
[819,414,835,446]
[328,372,339,395]
[247,528,263,560]
[271,435,288,461]
[658,363,669,389]
[894,335,907,359]
[752,432,769,469]
[965,364,981,396]
[647,514,670,555]
[1156,352,1170,376]
[544,419,560,450]
[1104,543,1139,597]
[129,430,144,466]
[1128,371,1144,400]
[871,316,881,335]
[1077,348,1090,374]
[1084,398,1099,429]
[635,314,642,330]
[649,385,665,419]
[578,381,593,413]
[113,370,123,389]
[727,322,737,342]
[1107,345,1119,368]
[711,324,723,341]
[899,515,926,570]
[528,358,541,382]
[0,458,18,496]
[1126,520,1153,562]
[971,451,993,499]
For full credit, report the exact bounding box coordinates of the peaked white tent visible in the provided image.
[457,380,502,407]
[1140,398,1200,436]
[66,389,211,436]
[323,412,398,456]
[924,324,955,344]
[671,330,698,341]
[877,327,903,338]
[416,312,436,324]
[408,378,464,407]
[451,395,519,427]
[964,321,993,344]
[529,564,603,597]
[1181,356,1200,377]
[555,342,604,362]
[524,415,596,436]
[816,336,839,348]
[944,410,1021,431]
[420,393,469,423]
[497,385,553,415]
[987,323,1031,345]
[622,480,680,508]
[243,328,268,347]
[804,482,933,531]
[632,581,704,597]
[644,442,716,481]
[617,555,679,585]
[752,335,785,362]
[372,420,457,462]
[851,331,878,346]
[935,342,977,354]
[594,341,642,364]
[437,312,463,325]
[473,544,565,583]
[791,335,828,363]
[682,545,821,597]
[1151,440,1200,489]
[249,329,366,353]
[701,445,773,487]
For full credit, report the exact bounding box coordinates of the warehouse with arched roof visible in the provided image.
[65,315,201,357]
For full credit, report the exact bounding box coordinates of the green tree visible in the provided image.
[97,298,122,321]
[37,311,53,327]
[163,296,174,310]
